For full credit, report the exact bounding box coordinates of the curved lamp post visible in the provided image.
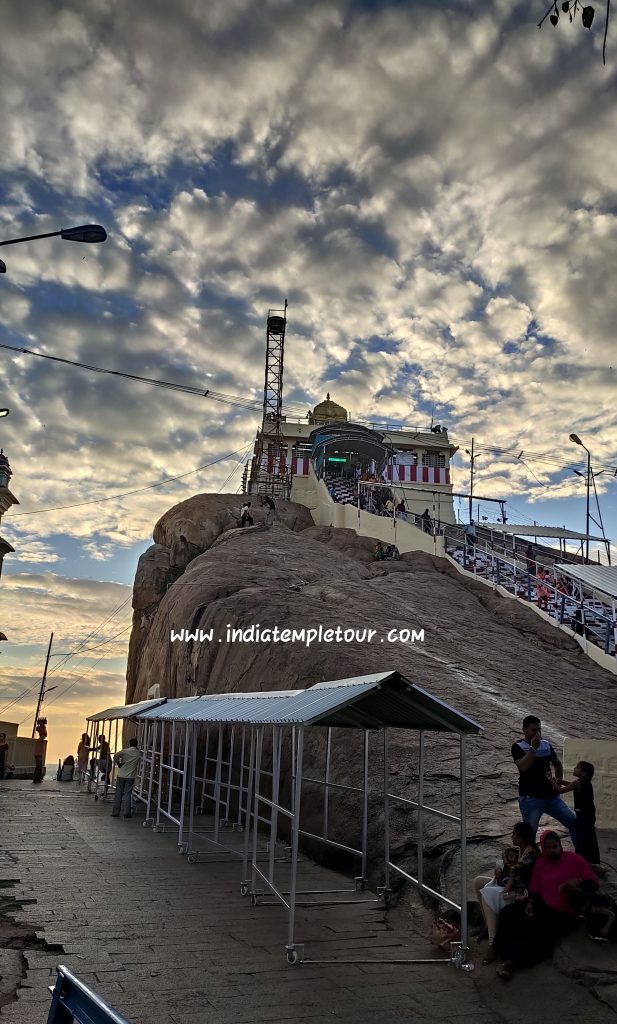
[0,224,107,274]
[569,432,591,563]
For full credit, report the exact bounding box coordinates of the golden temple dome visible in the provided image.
[309,393,348,424]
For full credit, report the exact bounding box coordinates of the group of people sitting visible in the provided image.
[467,714,614,979]
[473,823,614,980]
[373,541,400,561]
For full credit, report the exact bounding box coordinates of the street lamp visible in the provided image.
[0,409,8,418]
[0,224,107,274]
[569,432,591,563]
[465,439,477,523]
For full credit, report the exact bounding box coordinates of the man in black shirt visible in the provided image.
[512,714,577,843]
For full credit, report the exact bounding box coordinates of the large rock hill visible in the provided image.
[126,493,616,895]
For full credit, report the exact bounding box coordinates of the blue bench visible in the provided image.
[47,965,133,1024]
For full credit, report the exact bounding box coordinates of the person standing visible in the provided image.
[554,761,601,867]
[97,733,111,784]
[77,733,90,782]
[111,738,140,818]
[0,732,9,780]
[464,520,476,549]
[32,719,47,784]
[240,501,253,527]
[512,715,577,844]
[262,494,275,527]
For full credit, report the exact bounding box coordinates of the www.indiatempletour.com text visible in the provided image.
[169,625,425,647]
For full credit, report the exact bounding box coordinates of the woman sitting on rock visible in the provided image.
[493,830,599,980]
[478,822,539,963]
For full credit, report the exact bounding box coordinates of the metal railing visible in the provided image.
[48,965,132,1024]
[443,525,616,658]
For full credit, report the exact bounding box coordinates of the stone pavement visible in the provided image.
[0,781,615,1024]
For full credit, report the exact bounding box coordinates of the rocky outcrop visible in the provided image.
[126,494,616,881]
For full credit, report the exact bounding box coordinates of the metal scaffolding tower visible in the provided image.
[249,302,290,497]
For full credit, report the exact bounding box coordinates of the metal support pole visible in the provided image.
[168,722,176,818]
[323,728,332,841]
[585,448,591,564]
[459,735,468,948]
[383,728,391,898]
[237,727,247,828]
[250,728,264,892]
[214,724,223,845]
[155,721,165,827]
[32,632,53,738]
[145,721,157,824]
[287,726,304,957]
[269,727,281,881]
[418,730,424,888]
[361,730,369,884]
[187,724,198,854]
[225,726,235,822]
[241,729,257,888]
[110,719,119,799]
[468,438,474,525]
[177,723,190,849]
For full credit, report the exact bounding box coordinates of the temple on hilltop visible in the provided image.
[242,307,457,523]
[245,390,458,525]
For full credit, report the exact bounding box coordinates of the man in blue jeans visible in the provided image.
[111,738,140,819]
[512,715,577,844]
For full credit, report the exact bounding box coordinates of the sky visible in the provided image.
[0,0,616,766]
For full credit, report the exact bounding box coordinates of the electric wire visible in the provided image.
[4,339,615,476]
[17,626,133,727]
[47,595,133,675]
[7,444,253,517]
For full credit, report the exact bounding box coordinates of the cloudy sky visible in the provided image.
[0,0,615,764]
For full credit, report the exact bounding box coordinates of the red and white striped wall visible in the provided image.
[259,455,311,476]
[383,465,451,485]
[258,456,449,484]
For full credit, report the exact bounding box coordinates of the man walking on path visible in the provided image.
[512,715,577,844]
[111,738,140,818]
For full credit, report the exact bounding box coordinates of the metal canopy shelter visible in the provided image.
[555,563,617,601]
[87,698,166,722]
[121,671,482,968]
[85,699,166,801]
[481,523,604,541]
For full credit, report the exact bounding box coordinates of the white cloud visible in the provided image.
[0,0,616,727]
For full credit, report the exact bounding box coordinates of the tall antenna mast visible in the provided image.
[249,301,288,496]
[32,632,53,738]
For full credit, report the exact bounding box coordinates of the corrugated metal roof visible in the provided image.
[482,524,603,541]
[132,671,482,734]
[87,698,166,723]
[555,563,617,600]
